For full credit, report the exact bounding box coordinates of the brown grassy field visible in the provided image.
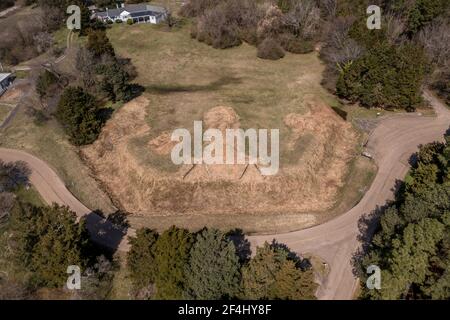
[79,23,375,233]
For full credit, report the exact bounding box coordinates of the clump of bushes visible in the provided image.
[127,226,317,300]
[279,34,314,54]
[127,19,134,25]
[182,0,321,60]
[257,38,285,60]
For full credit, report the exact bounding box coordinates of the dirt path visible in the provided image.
[0,91,448,299]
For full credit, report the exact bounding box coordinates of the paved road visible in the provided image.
[0,91,448,298]
[249,91,450,299]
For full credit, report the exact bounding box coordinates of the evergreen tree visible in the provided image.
[127,228,159,288]
[241,243,317,300]
[185,228,241,299]
[86,30,115,58]
[154,226,194,299]
[95,59,132,102]
[9,203,91,288]
[56,86,103,145]
[361,134,450,299]
[337,43,428,111]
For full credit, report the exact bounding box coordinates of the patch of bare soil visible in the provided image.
[81,95,358,225]
[0,82,28,103]
[148,131,176,155]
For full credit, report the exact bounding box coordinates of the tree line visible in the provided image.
[127,226,317,299]
[0,160,115,299]
[0,160,317,300]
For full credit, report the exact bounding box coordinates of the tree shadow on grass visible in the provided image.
[145,76,242,95]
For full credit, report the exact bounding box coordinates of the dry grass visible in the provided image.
[0,104,13,124]
[79,23,369,233]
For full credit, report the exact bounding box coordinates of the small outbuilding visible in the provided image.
[0,73,13,96]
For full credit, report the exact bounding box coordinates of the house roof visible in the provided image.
[95,3,165,18]
[0,73,12,83]
[129,10,164,18]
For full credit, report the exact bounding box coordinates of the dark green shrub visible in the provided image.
[337,43,428,110]
[56,87,103,145]
[86,30,115,58]
[36,70,58,98]
[280,34,314,54]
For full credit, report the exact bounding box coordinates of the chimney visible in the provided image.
[121,3,125,8]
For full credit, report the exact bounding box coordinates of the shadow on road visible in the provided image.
[84,212,128,253]
[350,202,391,279]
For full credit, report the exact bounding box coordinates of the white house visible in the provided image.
[94,3,167,24]
[0,73,13,96]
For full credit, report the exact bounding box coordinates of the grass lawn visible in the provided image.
[0,104,13,124]
[14,185,45,207]
[107,22,340,168]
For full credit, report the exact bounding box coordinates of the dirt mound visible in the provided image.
[0,82,29,103]
[282,96,358,209]
[81,96,358,219]
[203,106,240,130]
[148,131,176,155]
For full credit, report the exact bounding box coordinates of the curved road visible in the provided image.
[0,91,449,299]
[0,148,132,251]
[250,91,450,299]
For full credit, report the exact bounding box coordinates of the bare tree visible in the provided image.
[319,0,337,18]
[418,19,450,68]
[257,4,284,39]
[283,0,322,40]
[76,47,97,90]
[321,16,364,70]
[385,13,406,45]
[33,32,54,54]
